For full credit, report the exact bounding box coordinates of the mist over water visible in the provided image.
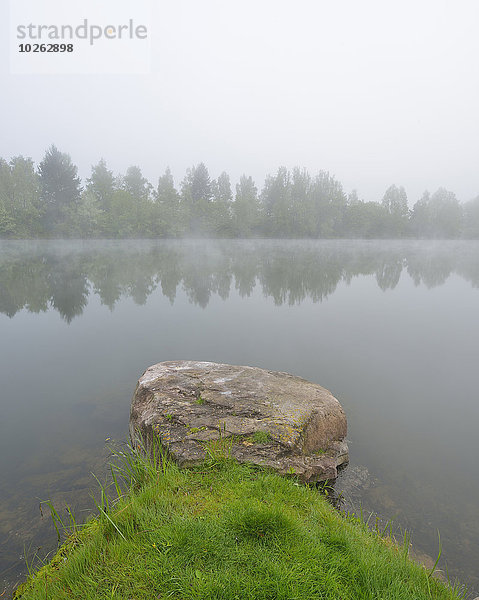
[1,239,478,595]
[1,239,479,319]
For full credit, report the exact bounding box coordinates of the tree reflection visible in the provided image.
[0,240,478,321]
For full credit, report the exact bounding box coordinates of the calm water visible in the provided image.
[0,239,478,596]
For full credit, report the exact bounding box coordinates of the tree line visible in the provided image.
[1,145,479,239]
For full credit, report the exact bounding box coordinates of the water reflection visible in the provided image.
[1,240,478,321]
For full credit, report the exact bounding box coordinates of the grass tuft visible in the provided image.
[227,504,297,544]
[252,430,271,444]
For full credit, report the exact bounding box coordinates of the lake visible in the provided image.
[0,239,478,597]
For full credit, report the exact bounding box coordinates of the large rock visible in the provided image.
[129,361,349,482]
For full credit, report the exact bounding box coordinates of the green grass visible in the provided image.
[15,440,465,600]
[252,430,271,444]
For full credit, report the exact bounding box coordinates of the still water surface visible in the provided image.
[0,239,478,596]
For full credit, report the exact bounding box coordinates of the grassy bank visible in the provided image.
[15,442,464,600]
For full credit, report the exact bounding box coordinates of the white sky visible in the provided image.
[1,0,479,205]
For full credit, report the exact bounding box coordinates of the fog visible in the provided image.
[1,0,479,205]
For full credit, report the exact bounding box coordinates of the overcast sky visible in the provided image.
[1,0,479,205]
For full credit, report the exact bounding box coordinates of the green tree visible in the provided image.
[308,171,347,237]
[211,171,233,235]
[232,175,260,237]
[0,203,16,237]
[0,156,42,237]
[107,189,136,237]
[86,159,116,211]
[428,188,462,238]
[343,200,388,238]
[260,167,292,236]
[290,167,312,236]
[38,145,82,234]
[409,191,430,237]
[181,163,212,234]
[347,189,360,205]
[122,165,152,201]
[73,190,104,237]
[154,167,182,236]
[381,184,408,237]
[190,163,212,204]
[119,166,154,236]
[410,188,462,238]
[9,156,42,236]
